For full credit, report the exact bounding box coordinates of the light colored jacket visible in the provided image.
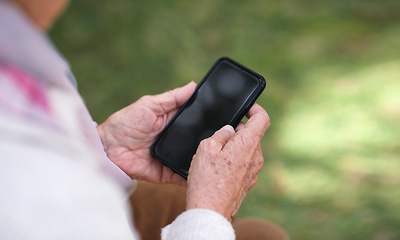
[0,2,234,240]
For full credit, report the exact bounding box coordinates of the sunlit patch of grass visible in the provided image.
[279,61,400,157]
[250,61,400,238]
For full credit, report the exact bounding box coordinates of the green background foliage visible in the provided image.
[50,0,400,239]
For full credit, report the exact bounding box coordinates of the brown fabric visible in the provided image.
[129,182,187,240]
[129,181,289,240]
[233,219,289,240]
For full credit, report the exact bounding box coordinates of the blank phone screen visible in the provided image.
[153,59,262,176]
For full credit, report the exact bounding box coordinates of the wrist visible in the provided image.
[186,195,233,222]
[96,123,109,153]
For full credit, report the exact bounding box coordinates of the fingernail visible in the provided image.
[222,125,235,135]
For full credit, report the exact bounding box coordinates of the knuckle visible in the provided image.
[259,106,269,118]
[207,138,220,148]
[139,95,152,102]
[199,138,217,150]
[266,117,271,128]
[198,139,207,149]
[256,160,264,173]
[259,108,271,128]
[250,175,259,188]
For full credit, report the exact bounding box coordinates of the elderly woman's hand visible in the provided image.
[186,104,270,222]
[97,82,197,186]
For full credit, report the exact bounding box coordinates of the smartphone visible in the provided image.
[151,57,266,179]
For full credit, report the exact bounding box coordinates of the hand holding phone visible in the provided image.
[151,57,266,179]
[97,82,197,186]
[186,103,270,221]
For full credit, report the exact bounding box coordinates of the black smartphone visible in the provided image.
[151,57,266,179]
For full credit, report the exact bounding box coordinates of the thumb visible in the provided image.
[209,125,235,148]
[153,81,197,113]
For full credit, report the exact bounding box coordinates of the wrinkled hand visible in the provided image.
[186,104,270,222]
[97,82,197,186]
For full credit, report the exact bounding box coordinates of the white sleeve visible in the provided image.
[161,209,235,240]
[0,135,138,240]
[0,110,139,239]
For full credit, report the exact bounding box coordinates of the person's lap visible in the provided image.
[129,181,289,240]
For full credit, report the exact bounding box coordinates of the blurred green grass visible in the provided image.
[50,0,400,239]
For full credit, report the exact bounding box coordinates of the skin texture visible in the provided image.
[186,105,270,221]
[11,0,68,31]
[97,82,198,186]
[98,82,271,222]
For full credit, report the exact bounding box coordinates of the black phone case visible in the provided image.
[151,57,266,179]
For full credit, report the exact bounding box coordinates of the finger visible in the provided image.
[160,165,188,187]
[236,121,245,131]
[238,104,270,143]
[154,81,197,114]
[205,125,235,149]
[249,175,259,190]
[170,173,188,187]
[254,144,264,173]
[246,103,270,131]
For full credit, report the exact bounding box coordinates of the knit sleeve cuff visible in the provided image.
[161,208,235,240]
